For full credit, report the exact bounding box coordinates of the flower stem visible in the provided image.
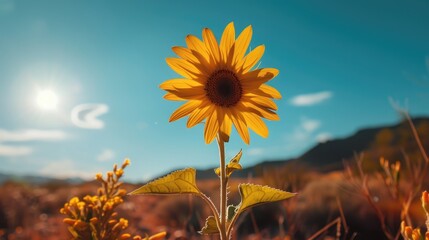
[217,136,228,240]
[199,192,221,232]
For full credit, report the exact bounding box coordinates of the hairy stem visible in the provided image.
[226,208,240,238]
[199,193,221,232]
[217,136,228,240]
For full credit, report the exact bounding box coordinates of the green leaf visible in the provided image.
[199,216,219,235]
[215,149,243,177]
[237,184,296,213]
[227,205,237,221]
[129,168,200,195]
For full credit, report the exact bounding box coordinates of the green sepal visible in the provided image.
[215,149,243,177]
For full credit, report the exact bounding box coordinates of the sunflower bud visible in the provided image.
[59,207,68,215]
[117,189,127,196]
[122,159,131,168]
[95,172,103,181]
[115,169,124,178]
[70,197,80,205]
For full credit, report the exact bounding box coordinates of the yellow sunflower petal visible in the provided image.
[204,108,219,144]
[241,68,279,87]
[233,25,252,66]
[163,23,282,145]
[187,103,211,128]
[244,84,282,100]
[240,45,265,73]
[259,84,282,99]
[167,87,205,100]
[164,93,185,101]
[160,78,203,91]
[192,51,215,75]
[219,110,232,142]
[240,101,280,121]
[166,58,204,80]
[203,28,221,63]
[186,35,210,61]
[242,112,269,138]
[231,110,250,144]
[169,100,201,122]
[172,46,199,63]
[247,96,278,110]
[220,22,235,64]
[172,46,212,75]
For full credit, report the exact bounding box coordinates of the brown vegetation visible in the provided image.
[0,117,429,239]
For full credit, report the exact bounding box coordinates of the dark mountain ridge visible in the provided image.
[1,117,428,184]
[193,116,429,179]
[0,172,83,185]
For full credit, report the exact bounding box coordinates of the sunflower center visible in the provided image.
[205,69,242,107]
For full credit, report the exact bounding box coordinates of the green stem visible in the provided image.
[217,136,228,240]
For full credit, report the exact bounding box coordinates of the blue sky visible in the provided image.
[0,0,428,182]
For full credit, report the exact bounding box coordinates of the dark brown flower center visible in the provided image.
[205,69,242,107]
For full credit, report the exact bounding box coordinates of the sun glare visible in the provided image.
[36,89,58,110]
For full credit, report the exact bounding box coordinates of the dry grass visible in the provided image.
[1,117,429,239]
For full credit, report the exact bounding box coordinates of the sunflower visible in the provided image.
[160,22,281,144]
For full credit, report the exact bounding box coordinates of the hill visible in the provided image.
[1,117,428,184]
[0,172,83,185]
[194,116,429,179]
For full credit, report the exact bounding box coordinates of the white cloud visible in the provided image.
[38,159,94,180]
[0,145,33,156]
[301,118,321,133]
[0,129,67,142]
[284,117,322,151]
[289,91,332,106]
[290,129,308,142]
[0,129,67,157]
[71,104,109,129]
[316,132,332,143]
[248,148,265,156]
[97,149,115,162]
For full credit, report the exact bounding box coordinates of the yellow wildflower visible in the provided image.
[160,22,281,144]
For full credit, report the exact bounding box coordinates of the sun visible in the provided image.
[36,89,59,110]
